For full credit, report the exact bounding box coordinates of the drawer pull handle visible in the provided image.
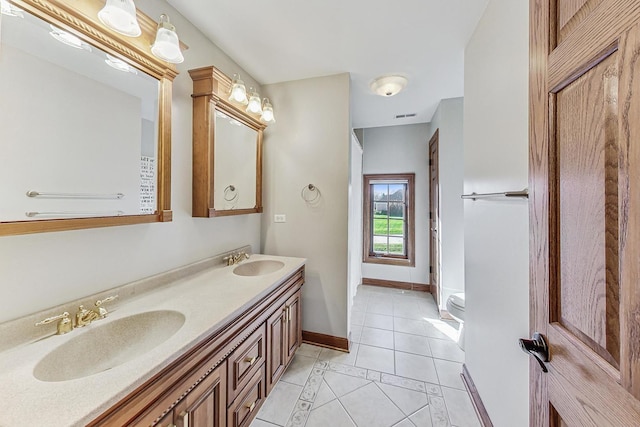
[246,401,257,412]
[180,411,189,427]
[245,356,258,366]
[283,307,288,322]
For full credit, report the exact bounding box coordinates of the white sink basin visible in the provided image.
[233,260,285,277]
[33,310,185,382]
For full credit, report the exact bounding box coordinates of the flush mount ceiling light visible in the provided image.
[246,88,262,114]
[1,0,24,17]
[261,98,275,123]
[105,54,138,74]
[49,25,92,51]
[370,75,408,97]
[98,0,141,37]
[229,74,248,105]
[151,14,184,64]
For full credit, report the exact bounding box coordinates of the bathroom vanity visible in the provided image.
[0,252,304,427]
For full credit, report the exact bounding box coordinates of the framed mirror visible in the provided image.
[189,66,266,217]
[0,0,180,236]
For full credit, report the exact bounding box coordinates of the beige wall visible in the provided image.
[463,0,530,424]
[261,73,351,338]
[0,0,264,323]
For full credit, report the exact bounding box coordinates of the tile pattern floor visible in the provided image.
[250,285,480,427]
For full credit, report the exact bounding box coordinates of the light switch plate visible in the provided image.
[274,214,286,223]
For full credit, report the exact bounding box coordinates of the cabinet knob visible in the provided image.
[245,356,258,366]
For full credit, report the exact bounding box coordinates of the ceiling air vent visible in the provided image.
[395,113,417,119]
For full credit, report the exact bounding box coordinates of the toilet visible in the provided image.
[446,292,466,349]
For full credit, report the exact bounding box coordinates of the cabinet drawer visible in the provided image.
[227,324,266,403]
[227,365,266,427]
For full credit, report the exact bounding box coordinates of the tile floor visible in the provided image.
[250,285,480,427]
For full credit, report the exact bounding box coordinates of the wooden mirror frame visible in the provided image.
[189,66,267,217]
[0,0,180,236]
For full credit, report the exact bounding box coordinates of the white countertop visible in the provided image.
[0,254,305,427]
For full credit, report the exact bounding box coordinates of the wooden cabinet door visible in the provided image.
[174,361,226,427]
[530,0,640,425]
[285,291,302,363]
[266,304,288,394]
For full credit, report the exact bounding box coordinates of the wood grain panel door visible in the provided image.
[530,0,640,425]
[429,131,440,306]
[266,305,287,394]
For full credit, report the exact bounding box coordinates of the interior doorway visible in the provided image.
[429,129,440,307]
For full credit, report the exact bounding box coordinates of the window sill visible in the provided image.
[364,256,415,267]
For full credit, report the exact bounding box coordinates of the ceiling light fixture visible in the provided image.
[228,74,248,105]
[105,53,138,74]
[49,25,92,51]
[246,88,262,114]
[98,0,141,37]
[261,98,275,123]
[151,14,184,64]
[370,75,408,97]
[1,0,23,17]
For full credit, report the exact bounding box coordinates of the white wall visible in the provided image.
[463,0,529,425]
[361,123,431,285]
[429,98,465,308]
[348,132,363,331]
[0,0,265,323]
[261,74,351,339]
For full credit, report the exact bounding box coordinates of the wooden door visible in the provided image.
[285,291,302,362]
[529,0,640,425]
[429,131,440,305]
[174,361,226,427]
[266,304,287,393]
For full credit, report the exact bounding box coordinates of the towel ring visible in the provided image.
[301,184,321,203]
[224,185,239,202]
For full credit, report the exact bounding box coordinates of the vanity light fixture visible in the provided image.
[229,74,248,105]
[246,88,263,114]
[105,53,138,74]
[1,0,24,17]
[261,98,275,123]
[151,14,184,64]
[98,0,141,37]
[370,74,408,97]
[49,25,92,51]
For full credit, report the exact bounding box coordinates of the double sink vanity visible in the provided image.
[0,251,305,426]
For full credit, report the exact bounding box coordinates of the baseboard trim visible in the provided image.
[461,364,493,427]
[302,330,349,352]
[362,277,431,293]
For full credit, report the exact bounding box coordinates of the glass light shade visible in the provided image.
[151,15,184,64]
[1,0,24,17]
[105,54,138,74]
[98,0,141,37]
[261,98,275,123]
[49,25,92,51]
[229,74,248,105]
[246,88,262,114]
[370,75,408,97]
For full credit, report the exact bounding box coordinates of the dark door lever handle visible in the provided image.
[519,332,549,373]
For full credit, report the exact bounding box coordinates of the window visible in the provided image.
[363,173,415,266]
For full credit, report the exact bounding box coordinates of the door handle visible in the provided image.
[519,332,549,373]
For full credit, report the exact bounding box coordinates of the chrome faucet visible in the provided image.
[224,251,250,266]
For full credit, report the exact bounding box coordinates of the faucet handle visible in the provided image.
[95,295,118,318]
[35,311,72,335]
